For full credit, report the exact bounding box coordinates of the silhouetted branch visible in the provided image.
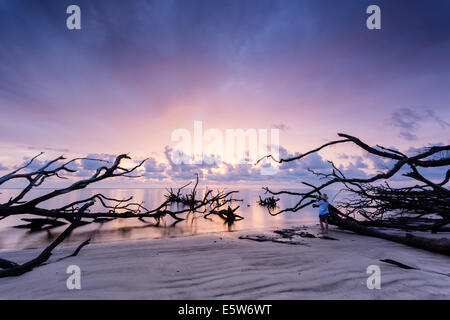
[0,153,245,278]
[260,133,449,254]
[0,202,94,278]
[258,195,280,210]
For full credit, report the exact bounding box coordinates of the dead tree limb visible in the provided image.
[0,154,241,226]
[0,202,94,278]
[0,153,243,277]
[205,205,243,222]
[258,195,280,210]
[328,205,450,256]
[260,133,450,255]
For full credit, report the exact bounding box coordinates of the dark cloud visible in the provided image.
[389,107,450,140]
[1,0,450,148]
[389,108,423,140]
[425,110,450,129]
[399,131,418,141]
[390,108,422,130]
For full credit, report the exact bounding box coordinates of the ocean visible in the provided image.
[0,187,324,250]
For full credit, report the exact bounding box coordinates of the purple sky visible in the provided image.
[0,0,449,186]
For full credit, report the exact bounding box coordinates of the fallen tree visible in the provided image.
[258,133,450,255]
[328,204,450,256]
[0,154,241,227]
[0,153,242,277]
[0,202,93,278]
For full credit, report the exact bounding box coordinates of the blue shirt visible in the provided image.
[315,200,329,216]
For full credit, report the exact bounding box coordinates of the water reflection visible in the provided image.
[0,188,320,250]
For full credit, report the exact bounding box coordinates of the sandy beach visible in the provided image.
[0,224,449,300]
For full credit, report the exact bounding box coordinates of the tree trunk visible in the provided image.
[329,205,450,256]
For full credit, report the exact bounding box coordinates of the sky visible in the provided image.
[0,0,449,187]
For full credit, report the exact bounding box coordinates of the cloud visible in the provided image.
[389,107,450,140]
[82,154,116,170]
[143,157,167,180]
[360,142,449,183]
[14,156,51,172]
[337,162,368,179]
[389,108,423,140]
[399,131,417,141]
[404,144,450,182]
[1,0,450,157]
[416,166,450,182]
[425,110,450,129]
[0,163,8,171]
[26,146,70,153]
[13,153,122,178]
[159,143,372,184]
[6,140,445,187]
[364,151,396,171]
[144,157,166,173]
[66,153,118,177]
[272,124,289,131]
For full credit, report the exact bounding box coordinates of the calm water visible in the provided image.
[0,188,324,250]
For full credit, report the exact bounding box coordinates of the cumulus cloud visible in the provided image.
[82,154,116,170]
[14,156,54,173]
[66,153,118,177]
[143,157,167,180]
[11,141,445,187]
[158,144,372,184]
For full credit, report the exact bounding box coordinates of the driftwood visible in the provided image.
[13,218,67,231]
[0,259,19,269]
[259,133,450,256]
[0,153,244,277]
[328,205,450,256]
[0,202,93,278]
[0,154,242,226]
[205,205,243,222]
[257,195,279,210]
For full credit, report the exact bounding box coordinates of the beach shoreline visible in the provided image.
[0,225,449,300]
